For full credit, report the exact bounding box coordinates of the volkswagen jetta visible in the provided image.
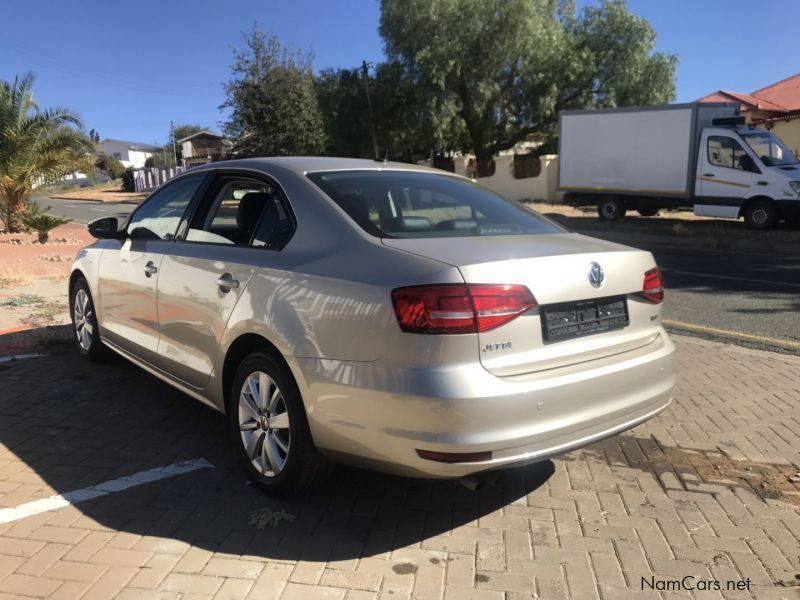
[70,158,674,493]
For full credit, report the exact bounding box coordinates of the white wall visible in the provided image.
[125,149,152,169]
[421,154,562,202]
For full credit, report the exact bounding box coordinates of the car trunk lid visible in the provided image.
[383,233,663,376]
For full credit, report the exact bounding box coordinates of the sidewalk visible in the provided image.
[0,335,797,599]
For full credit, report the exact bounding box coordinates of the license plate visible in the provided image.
[541,296,629,343]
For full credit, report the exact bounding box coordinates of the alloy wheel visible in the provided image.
[238,371,291,477]
[73,289,93,351]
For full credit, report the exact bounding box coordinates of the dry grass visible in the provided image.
[0,260,34,288]
[49,181,147,203]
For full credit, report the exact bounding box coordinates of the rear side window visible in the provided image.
[307,170,563,238]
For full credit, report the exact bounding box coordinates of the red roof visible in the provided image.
[698,73,800,115]
[751,72,800,111]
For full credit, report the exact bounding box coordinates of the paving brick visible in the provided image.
[160,572,225,595]
[203,556,264,579]
[89,546,153,567]
[42,559,108,583]
[0,573,62,596]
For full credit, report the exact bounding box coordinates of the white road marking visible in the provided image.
[667,270,800,289]
[0,353,48,363]
[0,458,213,524]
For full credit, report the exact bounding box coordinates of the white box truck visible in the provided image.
[558,102,800,229]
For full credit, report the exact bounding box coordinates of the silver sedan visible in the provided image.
[70,158,674,493]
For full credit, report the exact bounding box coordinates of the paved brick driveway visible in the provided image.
[0,336,798,599]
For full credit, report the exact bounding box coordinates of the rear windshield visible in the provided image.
[307,170,564,238]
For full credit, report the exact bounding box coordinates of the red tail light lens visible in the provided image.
[641,267,664,304]
[391,284,536,334]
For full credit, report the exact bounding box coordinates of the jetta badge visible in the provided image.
[588,262,604,288]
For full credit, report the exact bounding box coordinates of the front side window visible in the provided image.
[127,175,204,240]
[707,136,754,172]
[742,132,799,167]
[307,170,564,239]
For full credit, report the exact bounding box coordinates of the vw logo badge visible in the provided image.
[588,262,604,288]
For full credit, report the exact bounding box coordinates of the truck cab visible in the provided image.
[695,126,800,229]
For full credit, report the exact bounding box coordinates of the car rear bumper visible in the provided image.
[291,329,675,477]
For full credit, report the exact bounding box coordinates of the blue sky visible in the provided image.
[2,0,798,145]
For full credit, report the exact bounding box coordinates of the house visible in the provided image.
[698,72,800,158]
[99,139,160,169]
[177,131,230,167]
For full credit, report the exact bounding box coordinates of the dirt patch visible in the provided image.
[586,434,800,508]
[0,223,91,285]
[49,182,147,204]
[526,201,800,254]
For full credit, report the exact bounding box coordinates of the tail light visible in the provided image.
[391,284,536,334]
[641,267,664,303]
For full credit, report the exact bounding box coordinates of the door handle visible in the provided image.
[702,173,715,177]
[216,273,239,291]
[757,181,768,186]
[144,261,158,277]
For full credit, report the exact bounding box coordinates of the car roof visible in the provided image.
[187,156,451,176]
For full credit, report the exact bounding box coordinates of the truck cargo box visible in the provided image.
[558,103,739,199]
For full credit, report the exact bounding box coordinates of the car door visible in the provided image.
[154,173,294,389]
[96,174,207,362]
[697,134,757,202]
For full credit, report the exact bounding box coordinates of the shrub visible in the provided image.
[96,154,125,180]
[121,167,135,192]
[20,203,71,243]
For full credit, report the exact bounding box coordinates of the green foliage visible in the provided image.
[0,73,95,232]
[315,62,466,161]
[96,154,125,179]
[20,202,71,243]
[121,167,135,192]
[221,25,327,157]
[378,0,677,161]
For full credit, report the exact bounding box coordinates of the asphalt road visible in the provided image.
[36,195,800,353]
[639,242,800,353]
[36,194,136,224]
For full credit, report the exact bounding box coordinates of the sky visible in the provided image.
[2,0,799,146]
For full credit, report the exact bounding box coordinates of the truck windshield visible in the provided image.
[742,132,799,166]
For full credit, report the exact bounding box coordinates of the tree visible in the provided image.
[221,25,326,157]
[379,0,676,162]
[316,62,467,162]
[0,73,94,232]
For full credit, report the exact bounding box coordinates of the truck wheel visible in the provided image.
[637,207,659,217]
[598,198,626,221]
[743,200,778,230]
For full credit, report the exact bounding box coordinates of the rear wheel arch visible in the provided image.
[222,333,296,414]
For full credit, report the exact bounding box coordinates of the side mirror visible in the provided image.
[87,217,120,240]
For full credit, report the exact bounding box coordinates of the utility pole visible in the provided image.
[361,60,380,160]
[170,121,178,168]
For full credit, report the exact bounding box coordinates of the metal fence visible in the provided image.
[133,166,185,192]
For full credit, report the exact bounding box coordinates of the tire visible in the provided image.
[70,278,111,361]
[637,207,659,217]
[743,200,778,230]
[597,197,626,221]
[229,351,331,494]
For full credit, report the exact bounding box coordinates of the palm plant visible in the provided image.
[0,73,94,232]
[20,202,71,243]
